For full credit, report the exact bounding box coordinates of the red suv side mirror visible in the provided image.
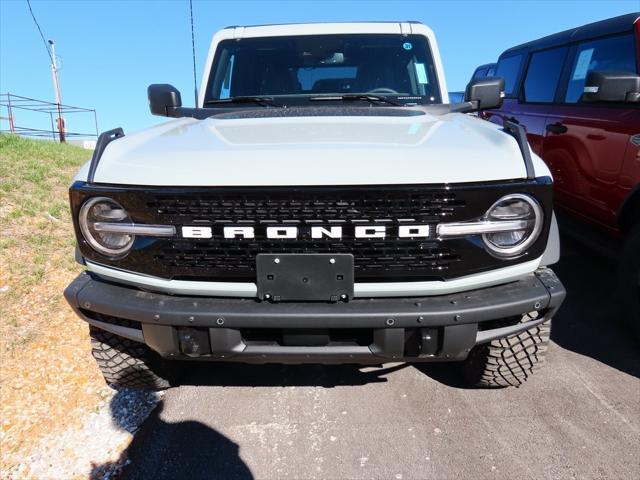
[582,71,640,103]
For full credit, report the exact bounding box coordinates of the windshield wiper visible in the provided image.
[309,94,402,106]
[204,96,282,107]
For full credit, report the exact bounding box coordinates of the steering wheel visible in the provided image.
[366,88,399,94]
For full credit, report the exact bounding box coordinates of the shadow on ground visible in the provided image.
[549,235,639,379]
[120,401,253,480]
[89,390,253,480]
[180,361,409,388]
[90,364,412,479]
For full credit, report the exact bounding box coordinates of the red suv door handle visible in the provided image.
[586,134,606,141]
[546,123,568,134]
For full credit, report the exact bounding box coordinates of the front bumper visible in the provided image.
[64,268,565,364]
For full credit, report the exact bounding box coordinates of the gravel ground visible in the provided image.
[7,389,162,479]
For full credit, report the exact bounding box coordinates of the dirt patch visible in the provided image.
[0,270,113,473]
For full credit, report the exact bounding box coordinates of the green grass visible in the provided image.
[0,134,91,339]
[0,134,90,219]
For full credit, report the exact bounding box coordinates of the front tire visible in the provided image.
[90,326,179,390]
[459,317,551,388]
[619,224,640,340]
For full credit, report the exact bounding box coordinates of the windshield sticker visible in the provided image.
[414,63,429,84]
[403,42,413,51]
[572,48,594,80]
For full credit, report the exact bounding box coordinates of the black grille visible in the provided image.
[70,180,553,282]
[148,190,465,222]
[147,190,464,280]
[158,240,461,279]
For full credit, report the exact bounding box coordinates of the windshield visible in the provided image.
[204,34,442,106]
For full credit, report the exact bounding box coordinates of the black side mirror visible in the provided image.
[148,84,182,116]
[464,76,505,110]
[582,71,640,103]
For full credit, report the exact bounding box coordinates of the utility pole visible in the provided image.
[48,39,65,142]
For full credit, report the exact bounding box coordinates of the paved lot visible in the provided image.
[120,238,640,479]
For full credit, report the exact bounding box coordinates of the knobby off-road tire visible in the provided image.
[460,316,551,388]
[90,326,178,390]
[619,224,640,340]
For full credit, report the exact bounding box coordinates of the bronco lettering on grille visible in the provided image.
[181,224,432,240]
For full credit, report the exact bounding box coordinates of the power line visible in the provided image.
[189,0,198,105]
[26,0,53,63]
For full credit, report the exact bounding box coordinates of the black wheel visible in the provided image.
[90,326,180,390]
[619,224,640,340]
[459,316,551,388]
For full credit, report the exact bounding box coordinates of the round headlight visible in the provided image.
[482,194,543,257]
[79,197,134,257]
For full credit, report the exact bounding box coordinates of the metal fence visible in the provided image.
[0,93,98,141]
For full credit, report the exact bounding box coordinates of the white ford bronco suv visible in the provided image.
[64,22,565,389]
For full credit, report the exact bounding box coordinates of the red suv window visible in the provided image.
[495,54,524,97]
[523,47,568,103]
[564,34,637,103]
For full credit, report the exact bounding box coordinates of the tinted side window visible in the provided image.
[565,34,637,103]
[496,55,523,96]
[523,47,568,103]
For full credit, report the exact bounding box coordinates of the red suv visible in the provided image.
[485,13,640,334]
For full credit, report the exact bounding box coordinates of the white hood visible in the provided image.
[85,111,549,186]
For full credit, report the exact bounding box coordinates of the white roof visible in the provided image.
[224,21,430,38]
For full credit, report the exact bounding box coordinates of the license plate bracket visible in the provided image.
[256,253,354,302]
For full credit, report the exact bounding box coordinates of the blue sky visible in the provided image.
[0,0,636,137]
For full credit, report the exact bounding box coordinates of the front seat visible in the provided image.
[260,62,300,95]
